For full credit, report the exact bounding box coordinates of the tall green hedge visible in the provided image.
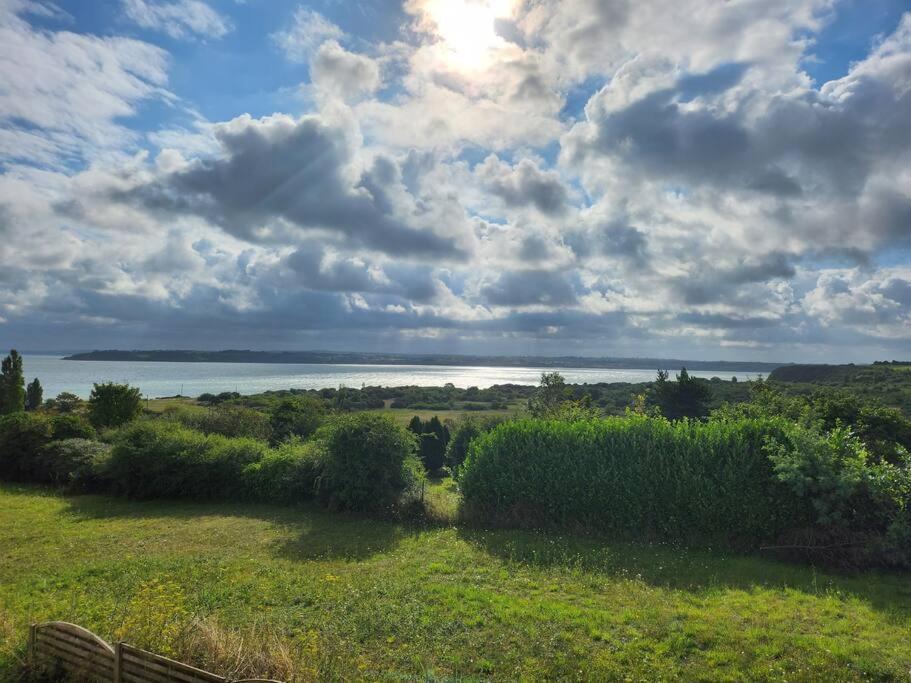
[459,416,810,541]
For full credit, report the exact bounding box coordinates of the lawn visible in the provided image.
[1,483,910,681]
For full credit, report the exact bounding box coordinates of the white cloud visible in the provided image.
[0,1,170,166]
[272,6,343,63]
[123,0,231,41]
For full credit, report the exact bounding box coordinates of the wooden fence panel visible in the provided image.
[30,621,116,682]
[119,643,225,683]
[29,622,286,683]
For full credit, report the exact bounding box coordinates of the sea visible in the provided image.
[21,355,769,399]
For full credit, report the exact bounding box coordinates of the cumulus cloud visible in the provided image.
[121,113,470,258]
[1,2,910,360]
[477,155,570,216]
[272,6,343,62]
[310,40,381,101]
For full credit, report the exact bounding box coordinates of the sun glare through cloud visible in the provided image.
[416,0,517,71]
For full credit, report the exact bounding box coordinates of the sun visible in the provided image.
[420,0,517,71]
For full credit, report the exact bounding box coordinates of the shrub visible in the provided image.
[89,383,143,428]
[766,424,911,567]
[269,396,326,444]
[38,439,111,491]
[0,412,52,481]
[315,413,421,513]
[104,422,267,499]
[242,439,322,503]
[50,414,96,440]
[460,416,804,541]
[445,416,505,473]
[165,405,272,441]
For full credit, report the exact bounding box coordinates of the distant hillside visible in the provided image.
[63,349,787,372]
[770,363,911,383]
[769,362,911,414]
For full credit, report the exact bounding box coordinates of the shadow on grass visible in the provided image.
[8,483,909,617]
[53,487,417,562]
[457,525,911,616]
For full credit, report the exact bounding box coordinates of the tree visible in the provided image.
[648,368,712,420]
[51,392,83,414]
[88,383,142,428]
[527,372,569,417]
[407,415,449,473]
[269,395,326,444]
[0,350,25,415]
[25,378,43,411]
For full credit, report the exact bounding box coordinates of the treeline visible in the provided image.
[200,378,754,415]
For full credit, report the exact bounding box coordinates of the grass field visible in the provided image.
[2,484,910,681]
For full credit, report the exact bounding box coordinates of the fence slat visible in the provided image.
[35,633,115,672]
[30,621,286,683]
[121,654,221,683]
[121,644,226,683]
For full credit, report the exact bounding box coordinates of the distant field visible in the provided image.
[143,397,524,424]
[370,403,522,426]
[2,484,910,681]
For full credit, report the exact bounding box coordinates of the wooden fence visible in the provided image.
[29,622,282,683]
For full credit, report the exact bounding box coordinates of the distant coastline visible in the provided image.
[63,349,788,372]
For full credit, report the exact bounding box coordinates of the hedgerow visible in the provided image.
[460,415,911,566]
[460,416,810,541]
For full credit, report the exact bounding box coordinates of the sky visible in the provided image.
[0,0,909,362]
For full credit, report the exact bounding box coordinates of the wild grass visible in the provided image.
[1,483,910,681]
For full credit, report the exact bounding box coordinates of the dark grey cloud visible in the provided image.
[601,223,649,266]
[574,54,911,215]
[480,269,578,306]
[120,115,464,258]
[283,243,440,302]
[672,252,796,305]
[478,157,570,216]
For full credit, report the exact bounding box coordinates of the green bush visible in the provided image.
[445,416,505,473]
[50,414,96,440]
[460,416,805,540]
[89,382,143,428]
[0,412,52,481]
[38,439,111,491]
[164,405,272,441]
[269,396,326,444]
[104,422,268,499]
[242,439,322,503]
[315,413,421,513]
[766,424,911,567]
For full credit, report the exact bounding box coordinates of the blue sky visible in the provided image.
[0,0,910,361]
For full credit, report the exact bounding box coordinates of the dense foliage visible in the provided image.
[408,415,450,472]
[164,405,273,441]
[445,415,508,472]
[104,422,269,500]
[316,413,421,513]
[269,396,326,444]
[0,350,25,415]
[88,382,143,428]
[461,415,910,567]
[460,416,803,541]
[25,378,42,411]
[648,368,712,419]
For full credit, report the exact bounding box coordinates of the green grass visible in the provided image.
[144,397,199,414]
[2,484,910,681]
[369,404,521,427]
